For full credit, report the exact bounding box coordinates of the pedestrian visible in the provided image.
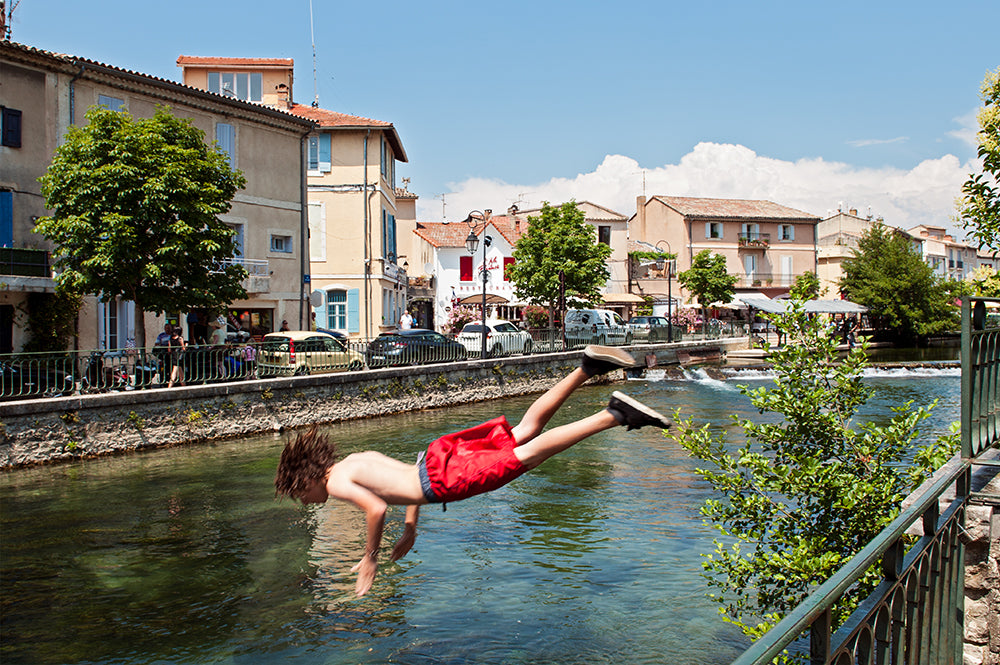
[399,310,414,330]
[274,345,671,596]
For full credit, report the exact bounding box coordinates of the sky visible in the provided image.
[7,0,999,238]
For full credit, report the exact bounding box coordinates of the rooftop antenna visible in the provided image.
[3,0,20,40]
[309,0,319,107]
[435,194,447,222]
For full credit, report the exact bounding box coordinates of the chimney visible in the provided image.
[637,195,647,236]
[276,83,290,108]
[849,208,858,217]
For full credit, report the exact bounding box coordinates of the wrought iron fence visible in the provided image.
[731,296,999,664]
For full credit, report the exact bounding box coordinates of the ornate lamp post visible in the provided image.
[656,240,674,343]
[461,210,492,357]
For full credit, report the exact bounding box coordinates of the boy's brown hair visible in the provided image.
[274,426,338,498]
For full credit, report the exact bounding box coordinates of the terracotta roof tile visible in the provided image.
[415,215,526,248]
[176,56,294,68]
[652,196,820,222]
[285,103,392,128]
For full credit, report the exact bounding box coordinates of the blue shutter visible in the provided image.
[390,214,397,260]
[216,123,235,166]
[0,191,12,247]
[319,133,331,172]
[314,299,327,331]
[347,289,360,333]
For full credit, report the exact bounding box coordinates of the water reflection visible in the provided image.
[0,366,961,665]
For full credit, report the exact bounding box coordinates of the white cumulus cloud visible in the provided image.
[418,142,976,239]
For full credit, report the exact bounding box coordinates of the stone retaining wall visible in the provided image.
[0,340,741,470]
[965,474,1000,665]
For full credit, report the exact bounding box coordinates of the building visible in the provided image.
[630,195,821,307]
[178,56,410,339]
[1,42,314,352]
[815,207,881,296]
[907,224,978,281]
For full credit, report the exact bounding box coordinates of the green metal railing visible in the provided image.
[732,296,998,664]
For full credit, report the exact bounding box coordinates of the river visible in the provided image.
[0,360,961,665]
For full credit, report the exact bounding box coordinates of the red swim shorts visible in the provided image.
[418,416,528,504]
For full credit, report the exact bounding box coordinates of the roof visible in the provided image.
[176,56,294,68]
[515,201,627,222]
[735,294,867,314]
[651,196,820,222]
[414,215,525,248]
[1,41,314,131]
[285,103,407,162]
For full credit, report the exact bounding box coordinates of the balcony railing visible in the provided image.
[0,247,51,277]
[210,258,269,276]
[739,233,770,248]
[732,296,999,664]
[735,273,795,288]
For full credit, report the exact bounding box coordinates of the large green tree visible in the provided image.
[36,106,248,348]
[507,201,611,327]
[960,67,1000,250]
[839,223,956,342]
[671,302,957,645]
[677,250,737,321]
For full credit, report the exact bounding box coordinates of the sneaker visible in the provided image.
[607,391,672,431]
[581,345,636,376]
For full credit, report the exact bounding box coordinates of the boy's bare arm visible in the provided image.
[327,474,388,596]
[390,505,420,561]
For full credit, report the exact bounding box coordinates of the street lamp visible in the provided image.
[461,209,492,358]
[656,240,674,343]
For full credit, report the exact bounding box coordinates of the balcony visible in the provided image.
[211,258,270,294]
[739,232,770,249]
[735,273,795,288]
[0,247,51,277]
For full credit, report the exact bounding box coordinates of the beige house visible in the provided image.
[179,56,410,339]
[816,208,881,296]
[630,195,820,306]
[907,225,978,281]
[1,42,313,352]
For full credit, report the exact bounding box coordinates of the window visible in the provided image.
[744,254,757,280]
[207,72,264,102]
[327,290,347,330]
[226,223,245,258]
[779,224,795,241]
[97,95,125,111]
[216,123,236,167]
[460,256,473,282]
[270,234,293,253]
[308,134,331,172]
[598,225,611,245]
[705,222,722,239]
[381,209,397,260]
[1,107,22,148]
[741,223,760,240]
[781,255,793,280]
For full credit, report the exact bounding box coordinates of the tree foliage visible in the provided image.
[789,271,823,300]
[36,106,248,347]
[677,250,737,312]
[670,302,958,644]
[960,67,1000,250]
[507,202,611,325]
[839,223,957,341]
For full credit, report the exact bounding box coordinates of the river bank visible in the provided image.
[0,339,745,470]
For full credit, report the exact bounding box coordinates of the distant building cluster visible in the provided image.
[0,41,993,352]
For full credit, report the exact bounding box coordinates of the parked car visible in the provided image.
[257,330,365,377]
[564,308,632,347]
[458,320,534,357]
[628,316,672,343]
[366,329,468,368]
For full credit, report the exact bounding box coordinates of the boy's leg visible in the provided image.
[510,345,636,445]
[513,392,672,470]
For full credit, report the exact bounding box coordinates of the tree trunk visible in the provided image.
[133,302,147,349]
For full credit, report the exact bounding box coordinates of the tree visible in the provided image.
[677,250,737,322]
[670,302,957,645]
[960,67,1000,250]
[789,271,823,300]
[36,106,248,348]
[507,201,611,328]
[839,222,957,342]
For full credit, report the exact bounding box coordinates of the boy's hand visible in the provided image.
[390,524,416,561]
[350,553,378,596]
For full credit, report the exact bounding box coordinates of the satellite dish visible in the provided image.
[424,263,434,274]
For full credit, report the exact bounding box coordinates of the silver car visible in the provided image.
[628,316,672,343]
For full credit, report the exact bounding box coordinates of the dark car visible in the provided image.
[365,329,468,368]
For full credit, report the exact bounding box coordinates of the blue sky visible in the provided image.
[8,0,999,235]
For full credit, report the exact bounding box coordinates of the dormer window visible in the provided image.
[207,72,263,102]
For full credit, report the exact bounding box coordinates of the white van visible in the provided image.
[564,308,632,347]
